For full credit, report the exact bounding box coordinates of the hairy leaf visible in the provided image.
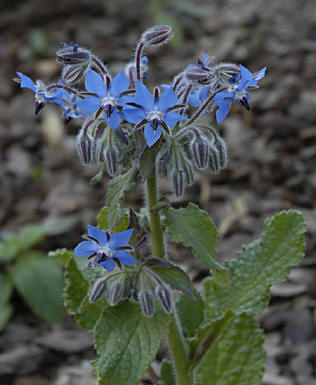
[93,301,169,385]
[48,248,73,264]
[64,256,106,332]
[11,253,63,323]
[97,206,129,232]
[166,203,225,273]
[204,210,306,318]
[160,359,176,385]
[105,168,135,229]
[193,313,265,385]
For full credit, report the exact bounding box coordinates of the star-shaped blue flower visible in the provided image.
[76,68,130,129]
[123,81,184,147]
[214,65,266,124]
[16,72,64,114]
[74,226,139,272]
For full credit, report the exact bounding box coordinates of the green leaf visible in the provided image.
[0,274,13,331]
[176,289,204,338]
[48,248,73,264]
[166,203,225,273]
[204,210,306,319]
[193,313,265,385]
[105,168,135,229]
[64,256,106,332]
[0,302,13,331]
[150,264,194,297]
[97,206,129,232]
[10,253,63,323]
[160,359,176,385]
[93,301,169,385]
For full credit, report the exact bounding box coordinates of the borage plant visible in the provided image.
[17,26,306,385]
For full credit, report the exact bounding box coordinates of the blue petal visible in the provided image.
[123,107,147,124]
[16,72,36,92]
[246,67,266,88]
[74,240,99,257]
[110,68,129,98]
[75,95,100,114]
[214,91,234,106]
[108,229,134,249]
[85,69,107,97]
[134,81,155,111]
[164,111,184,127]
[87,225,108,246]
[203,52,210,66]
[199,86,211,102]
[144,122,162,147]
[99,258,116,272]
[216,100,231,124]
[157,86,178,112]
[105,108,121,129]
[237,65,253,91]
[113,250,139,265]
[188,90,200,107]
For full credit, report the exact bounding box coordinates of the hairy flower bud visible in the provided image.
[214,135,227,169]
[182,161,194,186]
[89,278,107,303]
[57,45,91,65]
[172,169,185,198]
[107,282,124,306]
[191,135,209,169]
[140,291,154,317]
[141,25,173,47]
[77,131,93,164]
[209,144,221,174]
[156,285,172,313]
[185,67,213,85]
[62,64,87,85]
[104,145,119,176]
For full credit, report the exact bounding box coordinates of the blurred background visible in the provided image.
[0,0,315,384]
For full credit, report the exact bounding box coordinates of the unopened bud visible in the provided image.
[77,131,93,164]
[140,291,154,317]
[56,46,91,65]
[62,64,87,85]
[107,282,124,306]
[209,144,221,174]
[172,169,185,198]
[185,67,213,85]
[191,135,209,169]
[156,285,172,313]
[141,25,173,47]
[182,161,194,186]
[214,135,227,169]
[105,145,119,176]
[89,278,107,303]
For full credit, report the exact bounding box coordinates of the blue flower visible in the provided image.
[54,89,86,120]
[16,72,64,114]
[123,81,184,147]
[74,226,139,272]
[214,65,266,123]
[75,68,130,129]
[197,52,212,69]
[188,85,211,108]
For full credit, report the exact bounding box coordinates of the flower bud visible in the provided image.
[156,285,172,313]
[89,278,107,303]
[107,282,124,306]
[56,46,91,65]
[140,291,154,317]
[209,144,221,174]
[191,135,209,169]
[141,25,173,47]
[104,145,119,176]
[77,131,93,164]
[62,64,87,85]
[182,161,194,186]
[172,169,185,198]
[185,67,213,85]
[214,135,227,169]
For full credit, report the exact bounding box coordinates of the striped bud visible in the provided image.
[62,64,87,85]
[172,169,185,198]
[156,285,172,313]
[89,278,107,303]
[77,131,93,164]
[107,282,124,306]
[214,135,227,169]
[141,25,173,47]
[140,291,154,318]
[105,145,119,176]
[182,161,194,186]
[191,135,209,169]
[209,144,221,174]
[57,46,91,65]
[185,67,213,85]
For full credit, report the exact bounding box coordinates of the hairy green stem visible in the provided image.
[145,164,193,385]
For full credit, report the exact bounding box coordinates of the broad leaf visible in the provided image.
[0,274,13,331]
[160,359,176,385]
[0,303,12,331]
[48,248,73,264]
[97,206,129,232]
[10,252,63,323]
[165,203,225,273]
[64,256,106,331]
[176,289,204,338]
[93,301,169,385]
[193,313,265,385]
[105,168,135,229]
[204,210,306,318]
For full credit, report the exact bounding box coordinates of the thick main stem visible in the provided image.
[145,165,193,385]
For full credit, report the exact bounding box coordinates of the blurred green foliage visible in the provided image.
[0,224,64,330]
